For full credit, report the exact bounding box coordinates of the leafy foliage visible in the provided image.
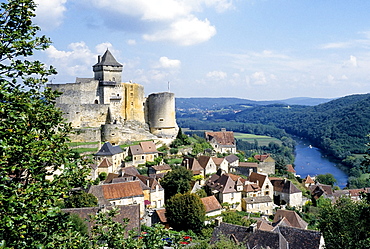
[64,191,98,208]
[160,165,193,200]
[221,210,255,227]
[166,192,206,233]
[315,173,337,186]
[0,1,91,247]
[318,197,370,249]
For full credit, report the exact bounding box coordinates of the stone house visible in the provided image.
[212,157,229,173]
[231,162,258,176]
[136,175,165,209]
[205,128,237,154]
[242,182,262,197]
[127,141,159,166]
[242,196,273,215]
[225,154,239,167]
[270,179,302,208]
[211,222,325,249]
[96,158,113,175]
[248,172,274,200]
[95,141,124,173]
[198,156,218,177]
[88,180,145,217]
[62,205,140,235]
[254,154,276,175]
[148,164,171,176]
[273,209,308,229]
[303,175,315,187]
[201,195,223,218]
[182,157,204,176]
[206,173,242,211]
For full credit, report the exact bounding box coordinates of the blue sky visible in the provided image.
[33,0,370,100]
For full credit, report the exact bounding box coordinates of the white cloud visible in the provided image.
[143,16,216,46]
[127,39,137,46]
[342,55,358,68]
[45,42,116,78]
[206,70,227,80]
[82,0,229,45]
[34,0,67,30]
[156,57,181,69]
[251,71,267,85]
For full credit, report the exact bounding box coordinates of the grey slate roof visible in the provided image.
[211,222,323,249]
[244,196,273,204]
[271,179,301,194]
[94,49,122,67]
[225,154,239,163]
[95,142,123,156]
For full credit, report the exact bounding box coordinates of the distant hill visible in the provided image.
[175,97,332,111]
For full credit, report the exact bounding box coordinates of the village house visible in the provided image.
[272,209,308,229]
[211,222,325,249]
[182,157,204,178]
[95,141,124,174]
[205,128,237,154]
[198,156,218,177]
[127,141,159,166]
[248,172,274,200]
[212,157,229,173]
[148,164,171,176]
[254,154,276,175]
[225,154,239,167]
[201,196,223,225]
[206,172,243,211]
[270,178,303,208]
[231,162,258,176]
[136,175,165,209]
[303,175,315,187]
[242,196,274,215]
[88,180,145,217]
[62,205,141,235]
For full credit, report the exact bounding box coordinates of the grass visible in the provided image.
[234,132,282,146]
[67,141,99,147]
[167,158,183,165]
[71,147,98,154]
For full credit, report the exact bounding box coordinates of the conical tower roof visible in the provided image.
[94,49,122,67]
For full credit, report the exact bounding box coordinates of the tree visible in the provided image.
[0,1,91,247]
[160,166,193,200]
[166,193,206,233]
[170,127,191,148]
[318,197,370,249]
[316,173,337,186]
[64,190,98,208]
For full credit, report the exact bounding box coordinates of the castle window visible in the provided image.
[159,118,164,122]
[94,100,99,104]
[112,93,115,95]
[131,102,133,105]
[130,93,133,97]
[117,94,119,96]
[111,133,115,136]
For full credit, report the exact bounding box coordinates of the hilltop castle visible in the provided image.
[48,50,178,145]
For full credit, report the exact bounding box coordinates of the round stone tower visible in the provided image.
[146,92,178,138]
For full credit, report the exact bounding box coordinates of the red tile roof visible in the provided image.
[101,181,143,200]
[98,158,112,168]
[201,196,222,213]
[205,131,235,145]
[140,141,158,153]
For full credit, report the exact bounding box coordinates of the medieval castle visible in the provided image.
[48,50,178,145]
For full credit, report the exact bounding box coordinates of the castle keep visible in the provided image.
[48,50,178,144]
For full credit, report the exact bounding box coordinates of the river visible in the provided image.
[293,138,348,189]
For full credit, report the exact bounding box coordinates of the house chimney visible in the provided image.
[98,55,101,63]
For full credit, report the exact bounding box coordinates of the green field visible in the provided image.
[234,132,282,146]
